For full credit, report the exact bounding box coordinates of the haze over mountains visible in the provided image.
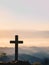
[0,46,49,58]
[0,46,49,64]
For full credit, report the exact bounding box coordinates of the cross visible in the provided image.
[10,35,23,61]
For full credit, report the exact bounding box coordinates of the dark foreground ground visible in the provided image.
[0,61,31,65]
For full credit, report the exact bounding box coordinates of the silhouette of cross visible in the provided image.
[10,35,23,61]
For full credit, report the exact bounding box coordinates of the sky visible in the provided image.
[0,0,49,47]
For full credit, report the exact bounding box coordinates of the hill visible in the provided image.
[0,47,49,64]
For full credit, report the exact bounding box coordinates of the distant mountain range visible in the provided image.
[0,53,42,64]
[0,47,49,58]
[0,47,14,55]
[0,47,49,63]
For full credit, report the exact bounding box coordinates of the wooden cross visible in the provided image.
[10,35,23,61]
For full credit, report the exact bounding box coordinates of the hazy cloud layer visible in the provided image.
[0,30,49,39]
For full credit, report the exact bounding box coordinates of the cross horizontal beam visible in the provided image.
[10,41,15,43]
[18,41,23,43]
[10,41,23,44]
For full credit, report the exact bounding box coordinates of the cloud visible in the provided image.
[0,30,49,39]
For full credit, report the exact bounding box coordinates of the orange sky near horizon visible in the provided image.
[0,30,49,47]
[0,37,49,47]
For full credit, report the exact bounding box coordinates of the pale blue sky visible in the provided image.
[0,0,49,30]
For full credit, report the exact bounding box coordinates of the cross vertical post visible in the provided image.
[15,35,18,61]
[10,35,23,61]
